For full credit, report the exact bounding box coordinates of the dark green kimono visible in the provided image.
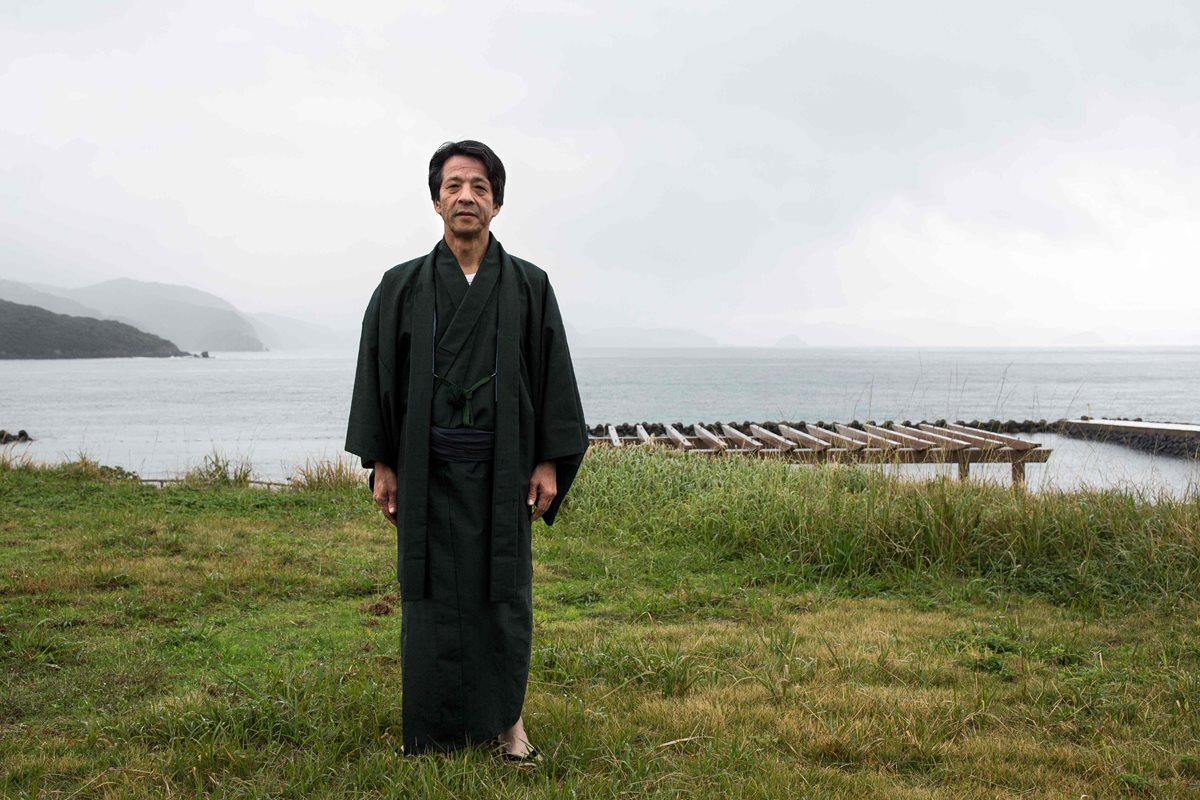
[346,236,588,754]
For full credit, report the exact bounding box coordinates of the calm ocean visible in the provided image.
[2,347,1197,493]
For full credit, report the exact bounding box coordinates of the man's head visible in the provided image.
[429,140,506,207]
[429,140,506,239]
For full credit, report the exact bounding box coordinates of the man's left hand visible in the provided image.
[527,461,557,522]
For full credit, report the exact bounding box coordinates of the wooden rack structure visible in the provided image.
[590,422,1050,486]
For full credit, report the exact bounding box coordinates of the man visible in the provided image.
[346,140,588,759]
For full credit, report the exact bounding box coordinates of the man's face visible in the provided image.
[434,155,501,238]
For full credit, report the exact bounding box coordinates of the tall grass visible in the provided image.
[290,455,365,491]
[569,448,1200,609]
[183,449,254,487]
[0,444,32,472]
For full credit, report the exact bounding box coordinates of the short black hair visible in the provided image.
[428,140,506,207]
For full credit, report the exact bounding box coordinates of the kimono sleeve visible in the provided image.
[345,284,394,469]
[536,279,589,524]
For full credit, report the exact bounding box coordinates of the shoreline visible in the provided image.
[4,436,1196,500]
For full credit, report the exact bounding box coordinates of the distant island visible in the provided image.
[0,299,186,359]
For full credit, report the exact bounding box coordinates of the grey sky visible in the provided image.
[3,0,1198,346]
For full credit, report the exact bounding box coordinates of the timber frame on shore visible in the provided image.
[589,422,1050,486]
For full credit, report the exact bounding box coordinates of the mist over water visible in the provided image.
[2,347,1197,492]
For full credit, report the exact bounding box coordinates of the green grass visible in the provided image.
[1,448,1198,798]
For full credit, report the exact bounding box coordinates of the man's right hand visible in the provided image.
[372,462,398,524]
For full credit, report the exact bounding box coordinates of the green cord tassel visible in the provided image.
[438,372,496,427]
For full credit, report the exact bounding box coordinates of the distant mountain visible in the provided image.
[247,312,357,351]
[60,279,264,352]
[0,279,105,318]
[0,278,264,352]
[773,334,807,348]
[0,299,186,359]
[574,326,722,348]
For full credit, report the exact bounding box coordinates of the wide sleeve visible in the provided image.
[536,279,589,525]
[345,284,394,469]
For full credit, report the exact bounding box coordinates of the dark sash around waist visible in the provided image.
[429,425,495,463]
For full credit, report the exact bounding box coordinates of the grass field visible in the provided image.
[1,448,1198,798]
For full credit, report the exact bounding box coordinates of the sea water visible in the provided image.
[2,347,1197,493]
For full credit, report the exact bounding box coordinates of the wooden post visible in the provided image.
[607,425,621,447]
[1011,461,1025,487]
[957,456,970,481]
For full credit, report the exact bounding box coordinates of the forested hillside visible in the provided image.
[0,299,186,358]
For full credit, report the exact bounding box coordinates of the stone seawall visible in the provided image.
[1058,419,1200,459]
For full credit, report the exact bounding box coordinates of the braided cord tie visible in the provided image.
[436,372,496,427]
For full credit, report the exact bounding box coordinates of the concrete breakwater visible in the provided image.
[1058,418,1200,460]
[0,429,32,444]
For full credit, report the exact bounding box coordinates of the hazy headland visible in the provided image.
[0,278,356,356]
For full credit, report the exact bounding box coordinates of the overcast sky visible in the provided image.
[3,1,1199,346]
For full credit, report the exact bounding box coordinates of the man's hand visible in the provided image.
[527,461,557,522]
[373,462,398,524]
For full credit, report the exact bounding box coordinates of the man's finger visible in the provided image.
[531,492,553,522]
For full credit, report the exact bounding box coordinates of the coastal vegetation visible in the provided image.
[1,448,1198,798]
[0,299,185,359]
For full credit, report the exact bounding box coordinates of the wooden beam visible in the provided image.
[919,424,999,450]
[776,424,829,451]
[864,424,931,450]
[945,423,1040,451]
[749,424,794,451]
[692,424,727,451]
[664,424,693,450]
[720,424,763,451]
[892,424,966,450]
[635,424,655,445]
[1012,461,1026,486]
[836,424,902,450]
[803,425,866,451]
